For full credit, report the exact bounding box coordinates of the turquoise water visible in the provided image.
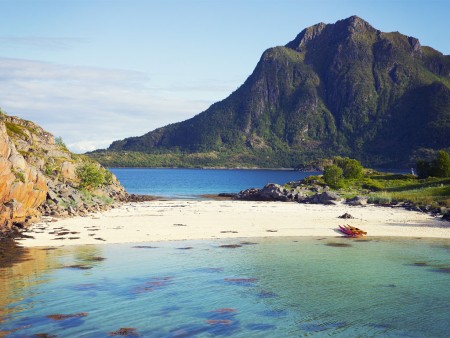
[1,237,449,337]
[109,168,316,198]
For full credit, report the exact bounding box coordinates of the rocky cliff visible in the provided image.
[94,16,450,168]
[0,111,127,236]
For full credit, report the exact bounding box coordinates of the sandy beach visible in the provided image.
[17,200,450,247]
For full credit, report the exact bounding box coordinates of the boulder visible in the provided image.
[259,183,289,201]
[346,196,368,206]
[303,191,341,205]
[60,161,78,182]
[338,212,355,219]
[236,188,262,201]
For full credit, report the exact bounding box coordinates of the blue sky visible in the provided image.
[0,0,448,152]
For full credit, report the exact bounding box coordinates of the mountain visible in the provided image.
[0,111,127,236]
[90,16,450,168]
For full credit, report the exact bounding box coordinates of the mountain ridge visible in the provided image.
[92,16,450,168]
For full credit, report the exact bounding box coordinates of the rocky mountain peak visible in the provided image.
[95,16,450,169]
[342,15,372,31]
[286,22,326,50]
[286,15,376,52]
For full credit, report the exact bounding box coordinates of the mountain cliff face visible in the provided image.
[99,16,450,167]
[0,111,127,236]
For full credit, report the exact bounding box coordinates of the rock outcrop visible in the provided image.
[235,181,341,204]
[0,112,128,236]
[0,120,48,233]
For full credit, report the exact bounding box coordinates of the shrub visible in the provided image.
[333,156,363,179]
[76,162,105,190]
[323,165,344,188]
[432,150,450,178]
[55,136,67,149]
[303,175,324,185]
[416,160,431,179]
[416,150,450,178]
[104,170,114,185]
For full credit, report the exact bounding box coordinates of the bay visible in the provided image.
[1,237,449,337]
[109,168,317,198]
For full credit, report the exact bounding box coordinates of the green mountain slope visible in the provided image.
[90,16,450,168]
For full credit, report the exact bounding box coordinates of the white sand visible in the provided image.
[18,200,450,247]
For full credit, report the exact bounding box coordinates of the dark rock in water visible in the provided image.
[47,312,88,321]
[108,327,139,336]
[246,323,277,331]
[413,262,428,266]
[325,242,352,247]
[257,290,277,298]
[346,196,368,206]
[63,264,93,270]
[212,308,237,313]
[224,277,258,284]
[132,245,158,249]
[338,212,354,219]
[219,244,242,248]
[89,256,106,261]
[432,267,450,273]
[177,247,193,250]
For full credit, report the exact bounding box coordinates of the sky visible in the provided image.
[0,0,448,153]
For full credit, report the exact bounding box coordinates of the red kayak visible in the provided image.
[339,225,367,237]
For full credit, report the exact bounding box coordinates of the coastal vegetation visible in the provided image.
[296,154,450,211]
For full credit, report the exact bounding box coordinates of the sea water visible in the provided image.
[1,237,449,337]
[109,168,316,198]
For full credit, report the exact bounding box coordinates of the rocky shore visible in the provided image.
[235,182,450,221]
[0,112,132,238]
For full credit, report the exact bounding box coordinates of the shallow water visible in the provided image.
[1,237,449,337]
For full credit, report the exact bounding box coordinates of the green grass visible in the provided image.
[332,173,450,208]
[5,122,28,139]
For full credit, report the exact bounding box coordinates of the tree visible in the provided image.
[323,165,344,188]
[416,150,450,178]
[416,160,431,179]
[76,162,105,190]
[432,150,450,178]
[333,156,363,179]
[342,158,363,179]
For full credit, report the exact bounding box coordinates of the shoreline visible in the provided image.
[16,200,450,247]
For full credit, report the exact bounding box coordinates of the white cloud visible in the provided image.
[0,57,231,153]
[0,36,86,50]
